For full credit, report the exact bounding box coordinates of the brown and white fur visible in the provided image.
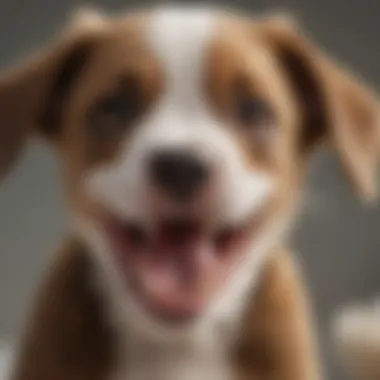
[0,5,380,380]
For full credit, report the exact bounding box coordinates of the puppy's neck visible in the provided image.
[89,251,240,380]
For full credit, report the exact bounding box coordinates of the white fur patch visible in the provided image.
[332,299,380,380]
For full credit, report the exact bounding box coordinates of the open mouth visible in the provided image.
[104,214,261,325]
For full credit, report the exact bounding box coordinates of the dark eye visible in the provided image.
[88,76,141,138]
[99,94,134,120]
[236,97,274,127]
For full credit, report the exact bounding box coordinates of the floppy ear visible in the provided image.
[261,16,380,201]
[0,8,106,181]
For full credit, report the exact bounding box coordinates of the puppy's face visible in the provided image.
[1,7,379,336]
[64,11,298,331]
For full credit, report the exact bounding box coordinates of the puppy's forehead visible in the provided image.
[145,8,216,81]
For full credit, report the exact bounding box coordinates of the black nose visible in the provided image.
[149,150,210,201]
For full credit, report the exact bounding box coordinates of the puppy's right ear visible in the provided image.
[0,7,106,181]
[260,15,380,201]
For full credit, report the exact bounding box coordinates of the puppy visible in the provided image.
[0,5,379,380]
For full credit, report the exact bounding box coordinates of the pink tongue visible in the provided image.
[138,224,218,317]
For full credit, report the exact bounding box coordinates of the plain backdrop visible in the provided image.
[1,1,380,379]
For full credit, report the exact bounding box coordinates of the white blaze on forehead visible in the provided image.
[146,7,216,103]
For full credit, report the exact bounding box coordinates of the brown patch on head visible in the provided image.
[62,19,163,218]
[206,13,380,205]
[59,19,163,200]
[205,17,302,215]
[206,17,297,167]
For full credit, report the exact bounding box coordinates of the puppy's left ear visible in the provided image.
[261,16,380,201]
[0,7,106,181]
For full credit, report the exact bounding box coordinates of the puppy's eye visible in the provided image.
[236,97,274,127]
[88,77,141,137]
[99,94,133,120]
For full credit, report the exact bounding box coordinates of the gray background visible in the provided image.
[1,0,380,379]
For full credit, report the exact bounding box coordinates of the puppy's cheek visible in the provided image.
[78,160,139,221]
[198,123,276,222]
[218,168,275,224]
